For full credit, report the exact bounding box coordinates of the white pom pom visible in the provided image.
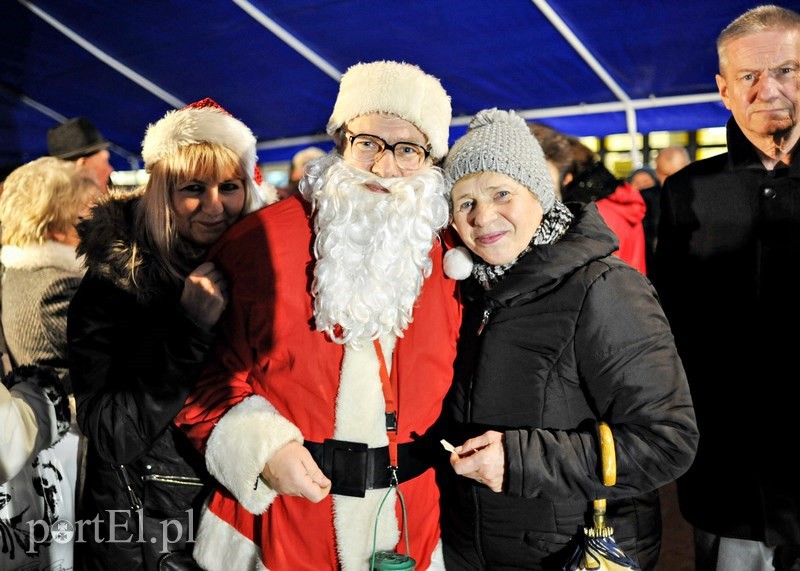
[443,246,473,280]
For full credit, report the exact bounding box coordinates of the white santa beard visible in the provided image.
[303,155,449,347]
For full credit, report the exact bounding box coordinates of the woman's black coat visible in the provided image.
[68,193,214,570]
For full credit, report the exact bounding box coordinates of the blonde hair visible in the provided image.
[133,142,252,282]
[0,156,100,247]
[718,5,800,74]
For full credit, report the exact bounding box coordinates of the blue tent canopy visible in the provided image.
[0,0,786,172]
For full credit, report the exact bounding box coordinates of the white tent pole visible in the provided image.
[531,0,641,166]
[19,0,186,110]
[451,91,721,125]
[257,93,724,154]
[10,92,67,124]
[626,106,639,166]
[232,0,342,81]
[0,84,139,167]
[256,133,332,151]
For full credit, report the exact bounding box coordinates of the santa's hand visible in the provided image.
[261,441,332,502]
[450,430,505,493]
[180,261,229,329]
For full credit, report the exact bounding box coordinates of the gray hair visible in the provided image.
[717,5,800,74]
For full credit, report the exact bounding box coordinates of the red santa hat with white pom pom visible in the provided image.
[141,98,275,209]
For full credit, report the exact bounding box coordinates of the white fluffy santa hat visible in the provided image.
[326,60,452,161]
[141,98,274,209]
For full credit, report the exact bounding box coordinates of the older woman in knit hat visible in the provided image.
[438,108,698,571]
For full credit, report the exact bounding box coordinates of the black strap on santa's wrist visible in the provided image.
[373,338,399,470]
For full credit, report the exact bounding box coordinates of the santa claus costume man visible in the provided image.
[176,60,462,570]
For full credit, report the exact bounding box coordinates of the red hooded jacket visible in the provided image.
[595,181,647,274]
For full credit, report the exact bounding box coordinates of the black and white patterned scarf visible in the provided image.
[472,200,574,290]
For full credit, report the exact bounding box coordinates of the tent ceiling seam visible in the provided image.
[531,0,630,104]
[1,81,139,162]
[532,0,644,163]
[19,0,186,109]
[233,0,342,82]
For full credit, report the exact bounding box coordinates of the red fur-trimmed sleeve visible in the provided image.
[173,209,303,512]
[173,218,262,453]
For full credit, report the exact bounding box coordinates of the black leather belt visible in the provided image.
[304,438,429,497]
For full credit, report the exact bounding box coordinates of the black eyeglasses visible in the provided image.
[346,132,431,170]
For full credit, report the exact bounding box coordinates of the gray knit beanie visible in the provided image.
[444,108,556,213]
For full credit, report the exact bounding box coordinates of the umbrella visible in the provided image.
[562,422,642,571]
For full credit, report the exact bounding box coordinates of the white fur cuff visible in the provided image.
[205,395,302,514]
[193,500,267,571]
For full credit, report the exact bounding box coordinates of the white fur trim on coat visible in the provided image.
[192,499,267,571]
[332,336,400,569]
[326,61,452,161]
[429,540,446,570]
[0,242,84,273]
[205,394,303,514]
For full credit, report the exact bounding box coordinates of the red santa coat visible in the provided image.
[175,195,461,570]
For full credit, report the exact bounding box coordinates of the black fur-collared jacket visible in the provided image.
[68,191,214,570]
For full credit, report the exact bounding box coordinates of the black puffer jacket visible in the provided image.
[440,203,698,571]
[68,191,214,570]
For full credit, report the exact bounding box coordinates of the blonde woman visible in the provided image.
[0,156,101,570]
[0,156,101,377]
[67,98,271,570]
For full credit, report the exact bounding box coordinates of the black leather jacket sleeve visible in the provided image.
[68,272,215,465]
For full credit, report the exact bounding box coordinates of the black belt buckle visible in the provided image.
[322,439,368,497]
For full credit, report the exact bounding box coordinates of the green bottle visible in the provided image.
[371,551,416,570]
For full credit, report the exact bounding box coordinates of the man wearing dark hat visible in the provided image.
[176,60,459,570]
[47,117,113,193]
